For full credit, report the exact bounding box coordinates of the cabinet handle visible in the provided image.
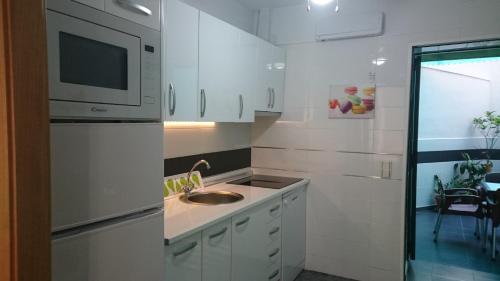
[388,161,392,179]
[269,226,280,236]
[115,0,152,16]
[268,269,280,280]
[269,205,280,214]
[235,217,250,227]
[200,89,206,118]
[269,248,280,258]
[268,88,272,108]
[291,195,298,201]
[208,227,228,240]
[239,94,243,119]
[271,88,276,108]
[173,241,197,257]
[168,83,176,116]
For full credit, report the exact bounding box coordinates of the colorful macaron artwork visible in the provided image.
[328,84,376,119]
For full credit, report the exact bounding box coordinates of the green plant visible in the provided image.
[473,111,500,162]
[434,153,489,190]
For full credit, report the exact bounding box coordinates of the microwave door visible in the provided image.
[47,11,141,106]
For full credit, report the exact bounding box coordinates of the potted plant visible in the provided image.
[434,152,489,194]
[473,111,500,172]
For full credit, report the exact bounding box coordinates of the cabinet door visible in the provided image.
[282,187,306,281]
[104,0,161,30]
[162,0,199,121]
[231,209,266,281]
[202,220,231,281]
[255,40,274,112]
[74,0,104,10]
[270,46,286,112]
[234,31,257,122]
[199,12,240,122]
[165,232,202,281]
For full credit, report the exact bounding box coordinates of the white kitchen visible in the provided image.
[1,0,500,281]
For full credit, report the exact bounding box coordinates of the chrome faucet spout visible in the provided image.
[183,160,211,195]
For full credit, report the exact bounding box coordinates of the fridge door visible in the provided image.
[51,123,163,231]
[52,209,164,281]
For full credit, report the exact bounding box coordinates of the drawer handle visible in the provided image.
[115,0,152,16]
[268,248,280,258]
[90,106,108,113]
[268,269,280,280]
[173,241,197,257]
[269,205,280,213]
[235,217,250,227]
[209,227,228,239]
[269,227,280,236]
[291,195,298,201]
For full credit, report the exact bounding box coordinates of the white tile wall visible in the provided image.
[252,0,500,280]
[164,123,251,158]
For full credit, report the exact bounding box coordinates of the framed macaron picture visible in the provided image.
[328,84,376,119]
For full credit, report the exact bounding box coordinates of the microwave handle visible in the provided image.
[168,83,176,116]
[200,89,206,118]
[115,0,152,16]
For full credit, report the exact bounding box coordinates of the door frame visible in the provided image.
[0,0,51,280]
[403,37,500,278]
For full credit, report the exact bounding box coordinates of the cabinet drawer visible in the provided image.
[104,0,160,30]
[266,218,282,245]
[165,232,202,281]
[266,242,282,269]
[259,198,282,223]
[267,266,282,281]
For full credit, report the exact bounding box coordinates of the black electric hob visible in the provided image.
[227,175,302,189]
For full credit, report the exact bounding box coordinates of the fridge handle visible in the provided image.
[52,208,163,242]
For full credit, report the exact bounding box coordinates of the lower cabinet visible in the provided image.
[165,232,202,281]
[202,220,231,281]
[232,197,283,281]
[165,185,307,281]
[282,187,307,281]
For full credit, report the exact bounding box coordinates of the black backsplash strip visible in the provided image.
[164,148,251,177]
[417,149,500,164]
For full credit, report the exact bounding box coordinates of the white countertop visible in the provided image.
[164,178,309,245]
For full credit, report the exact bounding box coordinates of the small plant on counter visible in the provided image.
[473,110,500,171]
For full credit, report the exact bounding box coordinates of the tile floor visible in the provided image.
[295,270,355,281]
[408,210,500,281]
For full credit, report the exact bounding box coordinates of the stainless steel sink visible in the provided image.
[180,191,244,205]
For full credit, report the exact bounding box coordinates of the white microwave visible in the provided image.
[46,0,161,121]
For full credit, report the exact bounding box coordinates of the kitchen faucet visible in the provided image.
[183,160,211,195]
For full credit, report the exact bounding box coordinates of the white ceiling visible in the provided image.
[235,0,304,10]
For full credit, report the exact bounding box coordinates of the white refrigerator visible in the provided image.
[50,123,164,281]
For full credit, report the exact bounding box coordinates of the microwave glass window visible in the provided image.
[59,32,128,90]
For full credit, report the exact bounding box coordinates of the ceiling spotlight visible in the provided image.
[311,0,334,5]
[372,57,387,66]
[306,0,339,12]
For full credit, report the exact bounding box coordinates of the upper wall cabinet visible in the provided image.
[108,0,161,30]
[198,12,256,122]
[73,0,161,30]
[162,1,285,122]
[255,42,286,113]
[162,0,199,121]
